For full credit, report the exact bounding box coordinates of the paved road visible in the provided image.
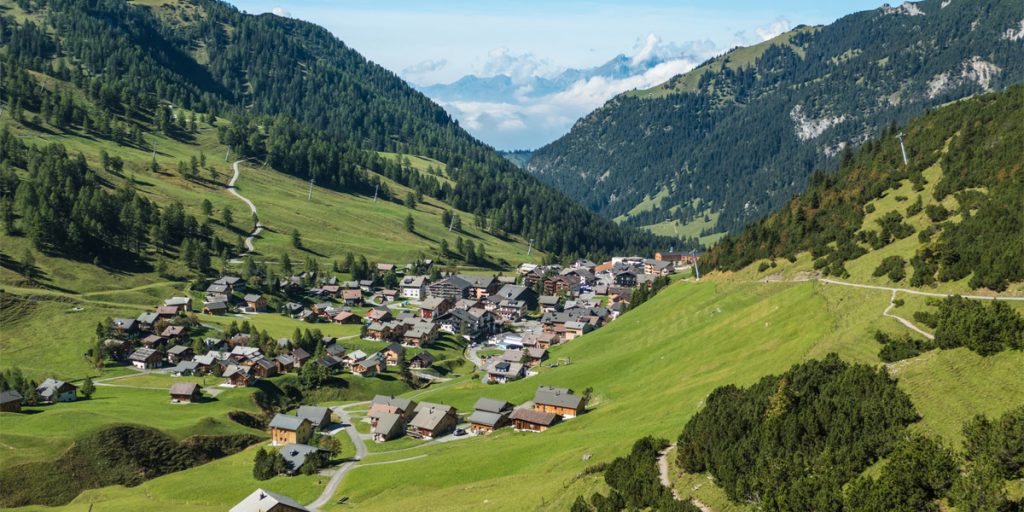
[227,159,263,259]
[307,403,369,511]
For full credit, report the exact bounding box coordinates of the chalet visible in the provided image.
[275,354,295,373]
[427,275,473,300]
[166,345,194,364]
[436,308,497,340]
[533,386,586,418]
[230,488,310,512]
[316,356,342,373]
[409,351,436,369]
[467,398,513,434]
[408,403,458,439]
[561,267,596,285]
[332,310,360,325]
[495,299,528,322]
[325,343,347,360]
[418,297,452,320]
[280,443,321,475]
[169,382,202,403]
[228,333,251,347]
[171,360,202,376]
[269,414,313,446]
[358,280,375,292]
[525,332,558,350]
[130,347,164,369]
[156,304,180,319]
[141,334,167,347]
[230,345,262,362]
[510,407,559,432]
[372,412,406,442]
[381,289,399,302]
[538,295,560,313]
[498,349,525,363]
[111,318,140,338]
[402,321,439,347]
[291,348,311,368]
[366,322,395,341]
[203,301,228,316]
[564,321,591,341]
[486,360,525,384]
[224,365,255,387]
[279,276,304,292]
[365,307,393,323]
[400,275,429,300]
[544,274,581,295]
[643,258,675,276]
[251,358,278,378]
[525,347,548,366]
[243,294,267,313]
[377,262,396,273]
[164,296,193,313]
[214,275,244,292]
[1,390,24,412]
[488,284,538,310]
[370,395,416,422]
[36,378,77,403]
[206,283,231,301]
[282,302,304,317]
[321,284,342,297]
[341,289,363,306]
[136,312,159,332]
[160,325,188,341]
[296,405,333,431]
[613,270,638,287]
[343,350,368,367]
[382,343,406,366]
[352,354,385,377]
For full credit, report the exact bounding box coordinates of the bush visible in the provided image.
[757,261,770,272]
[872,256,906,282]
[925,204,950,222]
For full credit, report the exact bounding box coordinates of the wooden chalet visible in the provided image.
[533,386,586,418]
[510,407,559,432]
[269,414,313,446]
[169,382,202,403]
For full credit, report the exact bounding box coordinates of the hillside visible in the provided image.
[528,0,1024,239]
[0,0,668,263]
[705,86,1023,293]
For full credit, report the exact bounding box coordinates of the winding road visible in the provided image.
[308,403,368,511]
[227,159,262,259]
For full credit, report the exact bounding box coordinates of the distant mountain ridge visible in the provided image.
[527,0,1024,237]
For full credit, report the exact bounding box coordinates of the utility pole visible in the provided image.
[448,214,455,232]
[307,178,315,201]
[527,238,535,256]
[897,132,908,166]
[373,183,379,202]
[690,249,701,281]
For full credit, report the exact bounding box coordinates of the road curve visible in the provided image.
[307,403,369,511]
[227,159,262,257]
[882,290,935,340]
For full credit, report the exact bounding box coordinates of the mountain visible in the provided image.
[0,0,671,262]
[528,0,1024,240]
[705,85,1023,292]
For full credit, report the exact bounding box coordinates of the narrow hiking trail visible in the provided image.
[657,446,712,512]
[227,159,263,259]
[818,278,1024,301]
[882,289,935,340]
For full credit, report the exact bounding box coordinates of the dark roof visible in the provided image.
[0,389,23,404]
[467,410,504,427]
[280,443,319,472]
[533,386,583,409]
[296,405,331,426]
[269,413,309,431]
[129,347,162,362]
[474,397,512,414]
[229,488,310,512]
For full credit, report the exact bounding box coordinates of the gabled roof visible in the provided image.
[229,488,310,512]
[164,296,191,306]
[466,410,504,428]
[215,276,242,286]
[0,389,24,405]
[169,382,200,396]
[510,407,558,426]
[372,411,404,436]
[419,297,449,310]
[372,395,413,411]
[136,312,159,324]
[167,345,191,355]
[401,275,428,287]
[296,405,331,426]
[36,378,76,398]
[279,443,319,472]
[474,397,512,414]
[269,413,309,432]
[129,347,162,362]
[410,405,454,430]
[533,386,583,409]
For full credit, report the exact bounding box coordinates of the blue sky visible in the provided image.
[227,1,883,149]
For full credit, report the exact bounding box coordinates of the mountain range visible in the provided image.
[527,0,1024,240]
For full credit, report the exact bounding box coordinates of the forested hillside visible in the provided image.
[704,86,1023,292]
[0,0,668,260]
[528,0,1024,238]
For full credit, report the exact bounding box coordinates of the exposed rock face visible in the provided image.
[790,104,846,141]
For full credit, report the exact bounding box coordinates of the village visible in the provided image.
[1,251,696,512]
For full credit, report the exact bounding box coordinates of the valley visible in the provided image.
[0,1,1022,511]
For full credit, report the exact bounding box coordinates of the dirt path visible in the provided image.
[818,278,1024,301]
[657,446,712,512]
[226,159,263,260]
[882,289,935,340]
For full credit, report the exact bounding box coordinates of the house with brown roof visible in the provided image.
[169,382,202,403]
[342,289,363,306]
[510,407,559,432]
[352,354,385,377]
[382,343,406,366]
[332,311,360,324]
[418,296,452,320]
[409,351,436,369]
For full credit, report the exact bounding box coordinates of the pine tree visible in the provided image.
[80,376,95,399]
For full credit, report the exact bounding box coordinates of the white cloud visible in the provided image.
[402,58,448,76]
[481,48,555,84]
[754,17,792,42]
[271,6,291,17]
